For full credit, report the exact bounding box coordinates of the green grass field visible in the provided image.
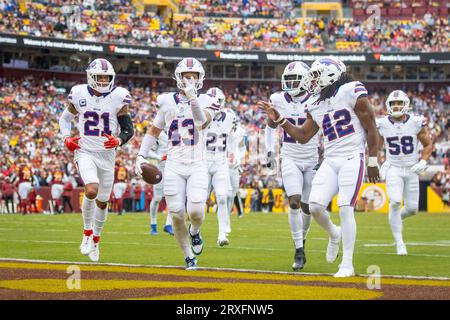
[1,211,449,278]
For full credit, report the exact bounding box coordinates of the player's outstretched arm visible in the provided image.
[411,126,433,174]
[258,101,319,144]
[264,119,277,170]
[135,125,163,178]
[59,103,80,151]
[354,97,380,183]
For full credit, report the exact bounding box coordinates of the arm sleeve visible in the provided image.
[59,108,75,137]
[117,114,134,146]
[138,134,157,158]
[264,125,276,153]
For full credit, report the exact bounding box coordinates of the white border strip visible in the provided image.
[1,257,449,281]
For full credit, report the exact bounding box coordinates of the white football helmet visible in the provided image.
[386,90,410,118]
[86,58,115,94]
[174,58,205,91]
[308,56,346,94]
[207,87,226,110]
[281,61,310,96]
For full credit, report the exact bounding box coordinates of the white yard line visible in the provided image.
[0,257,449,281]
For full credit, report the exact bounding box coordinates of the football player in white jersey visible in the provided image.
[205,87,236,246]
[135,58,220,270]
[376,90,432,255]
[264,61,319,271]
[227,118,246,222]
[259,56,380,277]
[147,131,173,236]
[59,58,134,262]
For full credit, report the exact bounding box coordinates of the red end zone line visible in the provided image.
[1,257,449,281]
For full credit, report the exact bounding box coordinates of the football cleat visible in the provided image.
[396,243,408,256]
[150,224,158,236]
[217,235,230,247]
[326,226,341,263]
[189,225,204,255]
[292,247,306,271]
[185,256,198,270]
[80,234,93,255]
[334,265,355,278]
[163,224,174,236]
[88,243,100,262]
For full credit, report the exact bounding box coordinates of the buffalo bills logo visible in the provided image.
[319,58,342,71]
[87,61,96,70]
[79,99,87,107]
[287,62,296,70]
[393,91,399,98]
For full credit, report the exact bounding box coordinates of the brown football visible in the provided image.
[141,163,162,185]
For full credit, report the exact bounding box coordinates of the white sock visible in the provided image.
[216,195,228,236]
[302,213,312,240]
[165,212,172,226]
[401,207,416,220]
[389,202,404,244]
[149,199,159,225]
[288,207,303,249]
[93,205,108,237]
[82,197,95,230]
[171,211,194,258]
[187,201,205,235]
[310,203,339,238]
[339,205,356,269]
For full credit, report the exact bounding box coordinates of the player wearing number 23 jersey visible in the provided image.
[259,56,380,278]
[59,58,134,262]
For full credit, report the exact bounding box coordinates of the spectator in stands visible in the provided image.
[1,176,15,214]
[62,180,74,213]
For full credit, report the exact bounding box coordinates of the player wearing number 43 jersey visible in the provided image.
[135,58,221,270]
[265,61,319,272]
[376,90,432,256]
[59,58,134,262]
[259,56,380,278]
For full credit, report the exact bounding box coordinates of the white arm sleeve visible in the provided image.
[59,108,75,137]
[138,134,157,158]
[264,126,276,153]
[190,98,208,129]
[147,149,163,161]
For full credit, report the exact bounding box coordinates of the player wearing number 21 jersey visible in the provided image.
[59,58,134,262]
[135,58,221,270]
[376,90,432,256]
[258,56,380,278]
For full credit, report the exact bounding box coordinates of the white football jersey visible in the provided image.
[68,84,130,152]
[306,81,368,158]
[152,92,216,165]
[377,114,426,167]
[270,91,319,163]
[228,124,246,169]
[205,109,236,162]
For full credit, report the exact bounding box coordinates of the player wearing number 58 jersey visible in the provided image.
[376,90,432,256]
[259,56,380,278]
[59,58,134,262]
[135,58,221,270]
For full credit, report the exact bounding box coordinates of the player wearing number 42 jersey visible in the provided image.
[135,58,221,270]
[376,90,432,256]
[259,56,380,278]
[59,58,134,262]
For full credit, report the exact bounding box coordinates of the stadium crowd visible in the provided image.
[0,0,448,52]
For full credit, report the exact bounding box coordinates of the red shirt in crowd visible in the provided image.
[52,170,64,185]
[18,165,32,183]
[63,181,73,197]
[1,181,15,197]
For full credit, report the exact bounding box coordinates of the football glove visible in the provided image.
[103,133,120,149]
[135,155,150,178]
[183,78,198,101]
[410,160,428,174]
[64,136,80,152]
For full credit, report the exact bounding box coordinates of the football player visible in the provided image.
[16,161,33,214]
[259,56,380,277]
[113,160,128,215]
[147,131,173,236]
[264,61,319,271]
[205,87,236,246]
[135,58,220,270]
[46,164,66,214]
[377,90,432,255]
[59,58,134,262]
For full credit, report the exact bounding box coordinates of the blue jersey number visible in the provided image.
[206,132,227,151]
[386,136,414,155]
[283,117,306,143]
[84,111,111,136]
[168,119,197,146]
[322,109,355,142]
